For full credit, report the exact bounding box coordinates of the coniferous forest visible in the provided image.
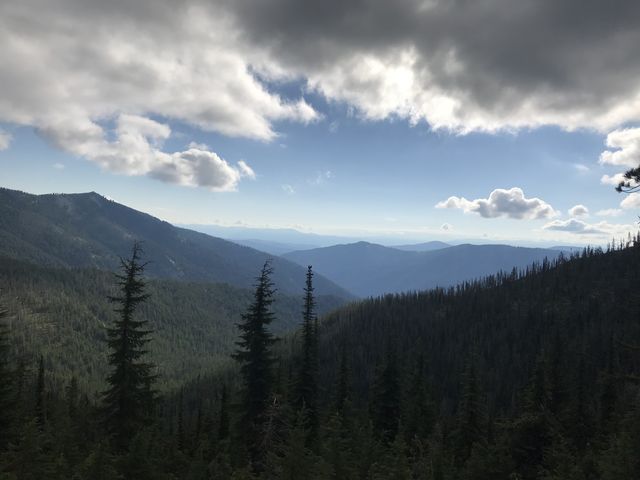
[1,234,640,479]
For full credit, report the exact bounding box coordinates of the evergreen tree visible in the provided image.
[294,265,319,447]
[370,347,402,443]
[454,360,486,462]
[218,385,230,441]
[35,354,46,430]
[233,260,277,471]
[0,303,14,450]
[333,345,350,415]
[101,242,156,451]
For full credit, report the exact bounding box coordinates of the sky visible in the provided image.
[2,0,640,246]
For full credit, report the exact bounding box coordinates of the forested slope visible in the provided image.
[0,187,351,297]
[0,256,346,392]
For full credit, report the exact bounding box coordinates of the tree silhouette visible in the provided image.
[101,242,155,451]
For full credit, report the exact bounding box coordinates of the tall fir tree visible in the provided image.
[294,265,319,447]
[370,347,402,443]
[101,241,156,451]
[0,303,14,450]
[35,354,46,430]
[233,260,277,471]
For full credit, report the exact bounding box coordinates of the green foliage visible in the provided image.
[0,255,345,391]
[101,243,156,451]
[233,261,277,471]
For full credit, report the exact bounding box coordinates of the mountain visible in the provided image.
[283,241,563,297]
[229,238,317,256]
[0,255,347,391]
[391,240,451,252]
[0,188,351,298]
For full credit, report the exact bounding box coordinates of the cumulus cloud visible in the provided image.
[620,192,640,210]
[43,113,253,190]
[2,0,640,175]
[436,187,557,220]
[600,128,640,168]
[225,0,640,133]
[568,204,589,217]
[0,129,12,150]
[543,219,636,237]
[0,0,320,187]
[601,173,630,187]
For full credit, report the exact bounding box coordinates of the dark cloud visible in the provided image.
[223,0,640,131]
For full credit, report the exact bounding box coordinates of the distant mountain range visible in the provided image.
[283,241,565,297]
[0,188,351,298]
[391,241,451,252]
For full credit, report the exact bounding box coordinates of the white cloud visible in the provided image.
[599,128,640,168]
[568,204,589,217]
[0,129,12,150]
[573,163,590,173]
[440,223,452,231]
[0,1,319,186]
[281,184,295,195]
[601,173,630,187]
[53,162,65,170]
[596,208,623,217]
[620,192,640,210]
[543,218,636,237]
[43,113,251,191]
[237,160,256,179]
[436,187,558,220]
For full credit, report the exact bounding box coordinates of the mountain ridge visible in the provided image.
[0,187,351,298]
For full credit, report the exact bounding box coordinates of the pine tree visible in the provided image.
[101,241,156,451]
[233,260,277,471]
[0,302,14,450]
[294,265,319,447]
[371,347,401,443]
[333,345,351,416]
[454,360,486,462]
[218,385,230,441]
[35,354,46,430]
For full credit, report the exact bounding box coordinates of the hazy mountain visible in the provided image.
[229,238,318,256]
[283,241,562,297]
[0,188,351,298]
[182,223,346,248]
[392,240,451,252]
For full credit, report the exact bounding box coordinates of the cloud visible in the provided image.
[440,223,452,231]
[53,163,65,170]
[573,163,590,174]
[543,218,636,237]
[568,204,589,217]
[436,187,557,220]
[600,128,640,168]
[282,184,295,195]
[43,113,252,190]
[601,173,630,186]
[237,160,256,179]
[224,0,640,133]
[3,0,640,170]
[620,192,640,210]
[596,208,623,217]
[0,129,12,150]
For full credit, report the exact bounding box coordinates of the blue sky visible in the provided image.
[2,0,640,246]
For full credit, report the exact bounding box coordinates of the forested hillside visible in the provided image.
[1,240,639,479]
[0,187,351,297]
[0,256,346,392]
